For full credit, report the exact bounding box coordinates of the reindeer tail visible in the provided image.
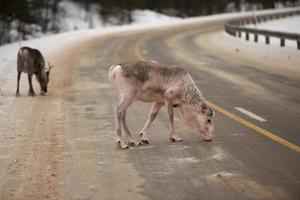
[108,64,120,81]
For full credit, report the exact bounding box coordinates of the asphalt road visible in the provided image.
[1,14,299,200]
[61,19,300,199]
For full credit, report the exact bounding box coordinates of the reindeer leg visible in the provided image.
[114,96,135,150]
[139,102,163,145]
[28,73,36,96]
[165,100,183,142]
[16,72,21,97]
[121,111,139,146]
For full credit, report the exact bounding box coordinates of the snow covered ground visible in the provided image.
[242,15,300,48]
[4,0,181,43]
[58,0,104,31]
[131,10,181,25]
[58,0,181,31]
[246,15,300,34]
[195,13,300,80]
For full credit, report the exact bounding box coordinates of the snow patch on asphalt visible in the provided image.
[169,157,200,163]
[209,171,236,179]
[209,147,227,161]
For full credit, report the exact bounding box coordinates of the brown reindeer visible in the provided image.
[16,47,53,97]
[109,61,215,150]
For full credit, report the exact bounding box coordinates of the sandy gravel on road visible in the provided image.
[0,34,98,200]
[0,29,149,200]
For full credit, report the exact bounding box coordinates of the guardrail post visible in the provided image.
[280,38,285,47]
[265,36,270,44]
[233,30,236,36]
[225,10,300,49]
[254,34,258,42]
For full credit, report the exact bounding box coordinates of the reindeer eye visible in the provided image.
[207,119,211,123]
[201,103,209,113]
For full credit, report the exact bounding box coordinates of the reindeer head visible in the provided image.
[39,62,53,95]
[191,102,215,141]
[45,62,53,81]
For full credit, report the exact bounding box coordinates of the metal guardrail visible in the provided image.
[224,9,300,50]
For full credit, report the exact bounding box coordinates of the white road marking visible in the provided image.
[235,107,267,122]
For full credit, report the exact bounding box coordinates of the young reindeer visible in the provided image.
[109,61,215,150]
[16,46,53,97]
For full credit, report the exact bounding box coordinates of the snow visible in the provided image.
[58,0,103,31]
[57,1,181,31]
[0,1,183,91]
[169,157,200,164]
[195,28,300,80]
[131,9,181,25]
[239,32,298,48]
[242,15,300,48]
[246,15,300,34]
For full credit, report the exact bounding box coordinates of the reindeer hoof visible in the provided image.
[127,141,139,146]
[16,93,20,97]
[141,139,149,145]
[116,141,130,150]
[127,141,134,146]
[170,136,183,142]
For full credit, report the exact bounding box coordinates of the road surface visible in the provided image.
[0,11,299,200]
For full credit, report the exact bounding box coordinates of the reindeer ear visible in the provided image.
[47,62,54,71]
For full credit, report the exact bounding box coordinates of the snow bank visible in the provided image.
[241,15,300,48]
[58,1,181,31]
[131,10,181,25]
[246,15,300,34]
[195,29,300,80]
[58,0,103,31]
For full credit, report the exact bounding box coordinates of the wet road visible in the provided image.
[0,12,299,200]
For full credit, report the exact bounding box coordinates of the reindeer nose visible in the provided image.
[203,133,213,142]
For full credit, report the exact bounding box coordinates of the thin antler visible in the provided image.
[47,61,54,71]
